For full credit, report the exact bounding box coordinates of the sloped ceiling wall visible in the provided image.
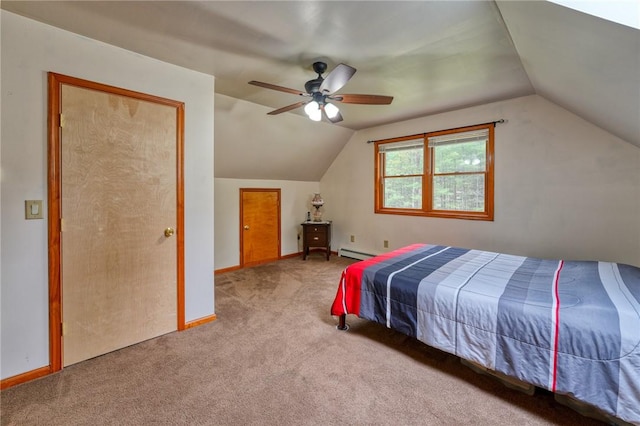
[496,1,640,147]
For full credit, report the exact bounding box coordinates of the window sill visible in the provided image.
[375,208,493,221]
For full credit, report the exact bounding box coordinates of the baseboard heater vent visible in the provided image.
[338,248,375,261]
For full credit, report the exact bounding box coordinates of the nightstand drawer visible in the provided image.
[306,232,327,246]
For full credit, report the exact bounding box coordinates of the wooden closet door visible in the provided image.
[240,189,281,266]
[60,83,178,366]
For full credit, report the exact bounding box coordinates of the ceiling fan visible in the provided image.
[248,61,393,123]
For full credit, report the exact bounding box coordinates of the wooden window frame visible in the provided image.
[375,123,494,221]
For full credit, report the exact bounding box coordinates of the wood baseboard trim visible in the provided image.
[184,314,217,329]
[214,265,242,275]
[280,252,302,260]
[214,252,307,275]
[1,365,52,390]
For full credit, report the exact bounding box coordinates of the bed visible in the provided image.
[331,244,640,425]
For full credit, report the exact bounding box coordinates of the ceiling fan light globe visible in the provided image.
[309,109,322,121]
[304,101,319,116]
[324,103,340,119]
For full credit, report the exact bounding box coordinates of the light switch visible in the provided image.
[25,200,44,219]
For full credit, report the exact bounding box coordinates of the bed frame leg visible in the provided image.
[336,314,349,331]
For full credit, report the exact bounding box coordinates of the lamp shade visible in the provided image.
[311,193,324,207]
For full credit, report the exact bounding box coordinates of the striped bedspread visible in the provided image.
[331,244,640,424]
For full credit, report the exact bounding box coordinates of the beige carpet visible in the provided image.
[1,255,606,425]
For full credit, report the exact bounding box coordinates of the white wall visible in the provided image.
[214,178,320,270]
[322,95,640,267]
[1,11,215,380]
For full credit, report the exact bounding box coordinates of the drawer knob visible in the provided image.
[313,237,319,240]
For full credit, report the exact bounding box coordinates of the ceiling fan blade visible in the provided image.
[249,80,306,96]
[319,63,356,94]
[267,101,308,115]
[331,94,394,105]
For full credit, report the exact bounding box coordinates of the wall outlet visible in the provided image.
[384,240,389,248]
[350,235,355,243]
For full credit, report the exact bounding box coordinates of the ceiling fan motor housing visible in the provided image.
[305,62,328,93]
[305,78,323,94]
[310,91,326,104]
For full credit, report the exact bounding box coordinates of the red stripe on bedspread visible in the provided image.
[330,244,427,317]
[551,260,564,392]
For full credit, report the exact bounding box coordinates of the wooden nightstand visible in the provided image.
[301,221,331,260]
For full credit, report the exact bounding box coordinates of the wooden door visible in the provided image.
[240,189,281,266]
[48,73,184,368]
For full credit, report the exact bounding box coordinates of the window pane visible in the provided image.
[433,174,484,211]
[434,140,485,174]
[384,176,422,209]
[384,147,423,176]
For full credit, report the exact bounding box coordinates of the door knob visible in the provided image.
[243,225,250,230]
[164,227,175,238]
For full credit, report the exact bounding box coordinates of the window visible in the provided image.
[375,123,494,220]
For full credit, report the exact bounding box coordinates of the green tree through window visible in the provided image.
[383,145,423,208]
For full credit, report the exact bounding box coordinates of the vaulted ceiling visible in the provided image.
[3,1,638,181]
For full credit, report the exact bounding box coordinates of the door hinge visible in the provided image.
[59,113,66,128]
[61,322,66,336]
[60,218,65,232]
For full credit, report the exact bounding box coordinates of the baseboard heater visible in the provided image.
[338,248,375,261]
